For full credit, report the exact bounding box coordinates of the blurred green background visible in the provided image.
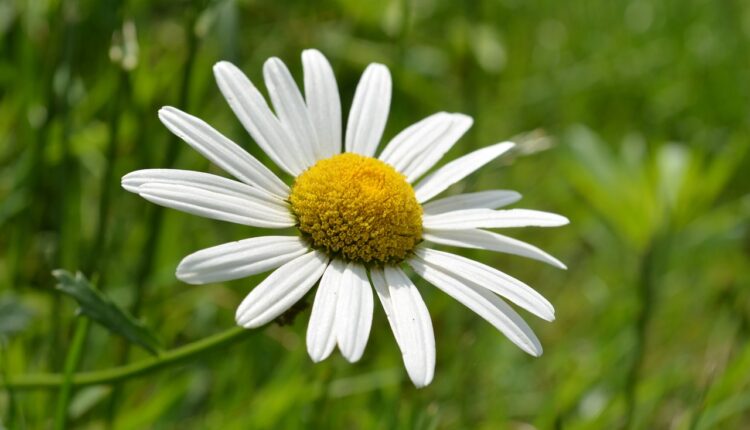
[1,0,749,428]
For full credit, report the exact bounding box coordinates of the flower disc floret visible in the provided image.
[290,153,422,264]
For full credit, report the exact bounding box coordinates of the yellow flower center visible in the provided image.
[290,153,423,264]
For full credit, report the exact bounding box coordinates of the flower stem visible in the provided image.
[3,326,252,391]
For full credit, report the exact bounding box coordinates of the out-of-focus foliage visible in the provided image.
[0,0,748,429]
[0,296,34,340]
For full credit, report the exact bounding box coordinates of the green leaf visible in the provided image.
[53,270,162,355]
[69,386,112,420]
[0,295,35,338]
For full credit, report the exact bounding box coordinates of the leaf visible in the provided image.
[69,386,112,419]
[53,270,162,355]
[0,295,35,338]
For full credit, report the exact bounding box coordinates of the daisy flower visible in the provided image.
[122,49,568,388]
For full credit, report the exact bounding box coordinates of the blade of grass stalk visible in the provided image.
[106,14,200,424]
[53,317,90,430]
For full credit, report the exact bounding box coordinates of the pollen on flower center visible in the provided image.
[289,153,423,264]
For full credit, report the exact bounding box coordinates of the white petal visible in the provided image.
[236,250,328,328]
[383,265,435,388]
[302,49,341,159]
[369,266,401,344]
[213,61,304,175]
[263,57,319,168]
[157,106,289,198]
[121,169,284,206]
[306,259,345,362]
[422,190,522,215]
[345,64,391,157]
[422,208,569,230]
[409,256,542,356]
[414,142,515,202]
[335,262,373,362]
[415,247,555,321]
[401,114,473,182]
[135,182,295,228]
[422,228,566,269]
[176,236,309,285]
[378,112,451,172]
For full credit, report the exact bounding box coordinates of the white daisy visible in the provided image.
[122,49,568,388]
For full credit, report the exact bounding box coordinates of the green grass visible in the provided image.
[1,0,749,428]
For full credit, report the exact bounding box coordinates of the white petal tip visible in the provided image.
[363,63,391,81]
[521,341,543,357]
[341,350,364,363]
[181,279,204,286]
[307,352,331,364]
[235,318,258,329]
[407,371,434,389]
[157,107,182,127]
[174,259,193,280]
[174,269,202,285]
[213,60,232,71]
[540,253,568,270]
[157,105,177,116]
[301,48,324,59]
[536,213,570,227]
[451,113,474,127]
[412,381,431,389]
[539,303,556,322]
[121,181,139,193]
[366,63,391,77]
[234,310,257,328]
[121,172,143,193]
[493,141,516,156]
[212,61,238,79]
[262,58,286,78]
[263,56,283,67]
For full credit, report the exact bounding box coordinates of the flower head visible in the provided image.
[122,49,568,388]
[290,153,423,263]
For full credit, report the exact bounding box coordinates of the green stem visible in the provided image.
[86,68,126,277]
[1,339,20,428]
[622,242,655,430]
[53,317,90,430]
[4,326,252,391]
